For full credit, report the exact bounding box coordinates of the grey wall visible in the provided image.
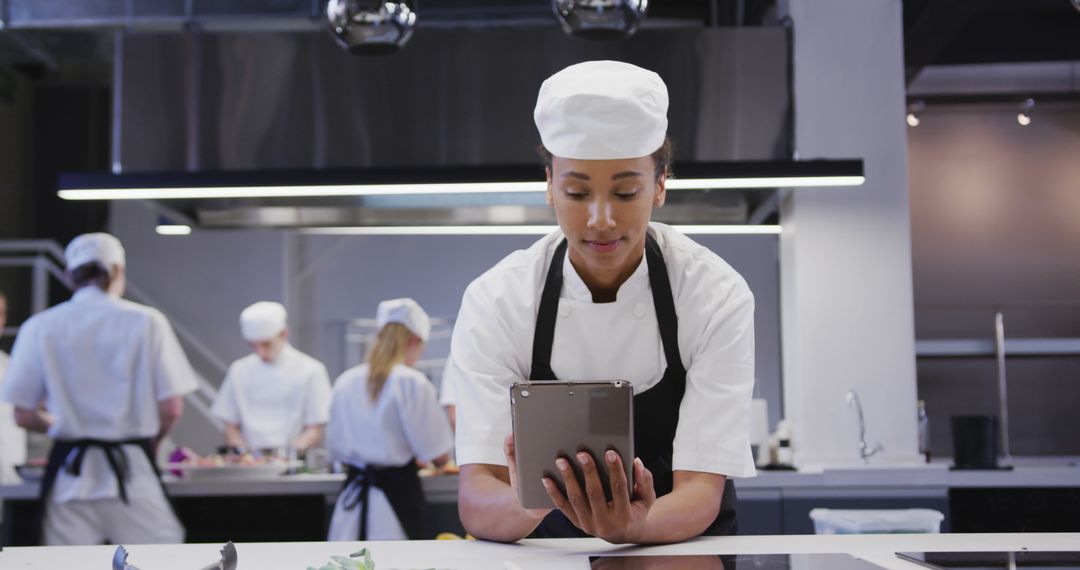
[908,103,1080,457]
[111,201,783,451]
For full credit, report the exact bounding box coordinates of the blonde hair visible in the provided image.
[366,323,416,401]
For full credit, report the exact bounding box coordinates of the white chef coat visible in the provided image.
[448,222,757,478]
[0,349,28,484]
[0,286,198,503]
[212,343,332,449]
[326,362,452,541]
[438,357,458,407]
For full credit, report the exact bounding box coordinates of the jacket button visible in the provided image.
[558,303,571,318]
[633,303,647,319]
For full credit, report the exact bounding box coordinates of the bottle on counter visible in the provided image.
[917,399,930,462]
[774,419,794,467]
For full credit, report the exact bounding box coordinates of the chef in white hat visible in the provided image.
[1,232,196,545]
[0,288,28,485]
[449,61,756,543]
[211,301,332,452]
[326,298,452,541]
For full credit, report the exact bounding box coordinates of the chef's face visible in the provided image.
[546,155,666,276]
[250,330,288,363]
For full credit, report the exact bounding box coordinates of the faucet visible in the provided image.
[845,389,884,464]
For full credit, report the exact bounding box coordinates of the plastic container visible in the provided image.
[809,508,944,534]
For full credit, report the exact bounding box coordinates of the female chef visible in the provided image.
[326,298,452,541]
[448,61,756,544]
[211,301,332,452]
[0,233,196,545]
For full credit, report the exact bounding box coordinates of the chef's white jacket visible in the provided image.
[325,362,452,541]
[212,343,332,449]
[447,222,757,479]
[0,287,198,502]
[0,350,28,484]
[326,362,452,468]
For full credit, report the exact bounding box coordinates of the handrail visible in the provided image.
[123,282,230,375]
[0,240,66,266]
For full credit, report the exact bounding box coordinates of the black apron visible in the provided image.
[528,234,738,538]
[37,437,176,540]
[338,460,433,540]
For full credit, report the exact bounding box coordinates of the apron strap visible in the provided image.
[644,233,684,375]
[529,239,567,381]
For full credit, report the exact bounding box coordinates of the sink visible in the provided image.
[817,463,948,485]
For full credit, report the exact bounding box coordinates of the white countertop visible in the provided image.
[2,532,1078,570]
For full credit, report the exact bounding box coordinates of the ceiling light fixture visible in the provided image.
[300,224,781,236]
[155,224,192,236]
[57,160,865,201]
[553,0,648,40]
[1016,98,1034,126]
[326,0,417,55]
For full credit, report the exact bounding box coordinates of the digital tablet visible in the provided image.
[510,380,634,509]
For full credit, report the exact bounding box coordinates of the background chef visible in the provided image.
[212,301,332,452]
[449,60,757,544]
[326,298,452,541]
[0,232,195,545]
[0,289,28,484]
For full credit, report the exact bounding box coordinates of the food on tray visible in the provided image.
[169,446,292,466]
[417,460,459,477]
[165,446,295,478]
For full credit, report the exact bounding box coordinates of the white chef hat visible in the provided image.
[65,232,126,271]
[376,298,431,343]
[240,301,288,342]
[534,60,669,160]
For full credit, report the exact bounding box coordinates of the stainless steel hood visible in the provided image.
[105,25,796,228]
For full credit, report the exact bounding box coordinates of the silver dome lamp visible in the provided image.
[552,0,649,40]
[327,1,417,55]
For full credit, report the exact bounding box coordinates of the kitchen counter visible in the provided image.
[1,532,1078,570]
[2,460,1077,502]
[0,472,459,502]
[2,463,1077,544]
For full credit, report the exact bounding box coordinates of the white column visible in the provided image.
[780,0,921,467]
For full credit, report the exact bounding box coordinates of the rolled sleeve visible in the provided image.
[304,363,332,426]
[399,375,453,462]
[0,320,46,409]
[450,280,531,467]
[672,278,757,479]
[211,367,241,424]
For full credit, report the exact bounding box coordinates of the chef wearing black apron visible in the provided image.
[449,61,756,544]
[1,233,195,545]
[326,298,453,541]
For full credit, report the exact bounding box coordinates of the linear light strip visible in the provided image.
[300,225,781,236]
[58,176,864,201]
[155,224,193,236]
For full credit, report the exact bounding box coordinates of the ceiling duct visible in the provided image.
[326,0,418,54]
[553,0,648,40]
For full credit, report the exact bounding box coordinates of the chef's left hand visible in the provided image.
[543,450,656,544]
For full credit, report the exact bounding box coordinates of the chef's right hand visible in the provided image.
[504,433,553,520]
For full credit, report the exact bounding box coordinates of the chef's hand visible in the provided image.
[544,450,656,544]
[503,434,554,521]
